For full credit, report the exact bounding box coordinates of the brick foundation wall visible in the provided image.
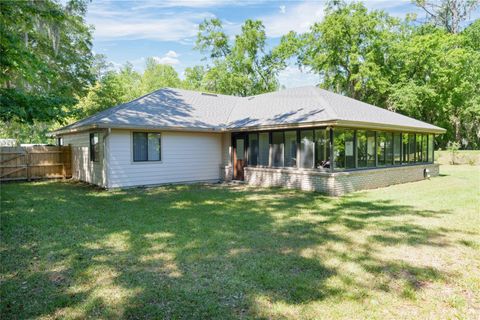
[242,164,439,196]
[220,165,233,182]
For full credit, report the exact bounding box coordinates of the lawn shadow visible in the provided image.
[0,181,461,319]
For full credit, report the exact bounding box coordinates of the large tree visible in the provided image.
[195,18,287,96]
[0,0,95,124]
[140,58,181,93]
[280,2,400,106]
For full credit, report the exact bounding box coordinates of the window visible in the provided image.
[357,130,367,168]
[366,131,376,167]
[272,131,284,167]
[57,137,63,146]
[402,133,409,164]
[333,128,355,170]
[393,133,402,165]
[422,134,428,162]
[258,132,269,166]
[408,133,416,163]
[315,129,330,168]
[90,133,99,162]
[284,131,297,167]
[428,134,434,163]
[236,138,244,160]
[416,134,423,162]
[300,130,314,168]
[377,132,393,166]
[133,132,161,162]
[377,132,386,166]
[248,133,258,166]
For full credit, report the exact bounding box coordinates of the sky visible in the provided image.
[85,0,479,88]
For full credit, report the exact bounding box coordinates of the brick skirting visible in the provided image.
[241,164,439,196]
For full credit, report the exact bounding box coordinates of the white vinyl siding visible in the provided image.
[62,131,105,187]
[107,130,222,188]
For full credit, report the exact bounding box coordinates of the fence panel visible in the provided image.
[0,146,72,182]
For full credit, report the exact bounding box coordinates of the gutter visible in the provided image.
[49,119,446,137]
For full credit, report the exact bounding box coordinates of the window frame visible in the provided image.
[89,132,100,162]
[132,132,162,163]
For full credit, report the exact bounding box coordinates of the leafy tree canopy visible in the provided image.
[194,18,287,96]
[0,0,95,124]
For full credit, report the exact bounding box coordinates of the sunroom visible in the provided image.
[230,127,437,195]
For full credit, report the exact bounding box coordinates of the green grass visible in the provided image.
[1,165,479,319]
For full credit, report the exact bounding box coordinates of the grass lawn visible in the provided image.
[1,165,479,319]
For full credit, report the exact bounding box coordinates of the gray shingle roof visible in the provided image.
[54,86,445,134]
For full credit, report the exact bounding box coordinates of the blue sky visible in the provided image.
[85,0,479,88]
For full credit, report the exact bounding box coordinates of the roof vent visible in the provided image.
[201,92,218,97]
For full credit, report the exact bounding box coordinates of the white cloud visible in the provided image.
[153,50,181,65]
[165,50,179,58]
[278,66,318,88]
[261,1,325,38]
[86,2,215,41]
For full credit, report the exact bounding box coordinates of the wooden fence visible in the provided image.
[0,146,72,182]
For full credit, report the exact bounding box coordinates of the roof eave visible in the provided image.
[334,120,446,134]
[49,123,224,136]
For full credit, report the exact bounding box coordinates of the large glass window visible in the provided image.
[428,134,434,163]
[357,130,367,168]
[408,133,416,163]
[367,131,376,167]
[402,133,409,164]
[333,128,355,170]
[315,129,330,168]
[133,132,161,162]
[393,133,402,165]
[284,131,297,167]
[377,132,386,166]
[248,133,258,166]
[385,133,393,166]
[90,133,99,162]
[258,132,269,166]
[416,134,423,162]
[422,134,428,162]
[272,131,284,167]
[300,130,314,168]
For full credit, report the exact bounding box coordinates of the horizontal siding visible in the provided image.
[108,130,222,188]
[62,132,105,186]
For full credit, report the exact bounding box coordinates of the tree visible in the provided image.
[140,58,181,93]
[195,18,287,96]
[414,0,480,33]
[75,71,127,118]
[281,1,480,148]
[183,66,206,91]
[281,2,400,106]
[0,0,94,124]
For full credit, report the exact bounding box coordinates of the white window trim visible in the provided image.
[130,131,163,164]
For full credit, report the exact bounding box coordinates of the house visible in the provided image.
[51,86,445,196]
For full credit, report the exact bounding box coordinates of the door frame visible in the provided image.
[232,133,247,180]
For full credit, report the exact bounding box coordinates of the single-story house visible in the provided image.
[51,86,445,196]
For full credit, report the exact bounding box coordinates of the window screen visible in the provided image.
[284,131,297,167]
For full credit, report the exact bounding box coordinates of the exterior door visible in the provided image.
[233,135,246,180]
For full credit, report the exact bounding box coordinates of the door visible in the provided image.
[233,135,246,180]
